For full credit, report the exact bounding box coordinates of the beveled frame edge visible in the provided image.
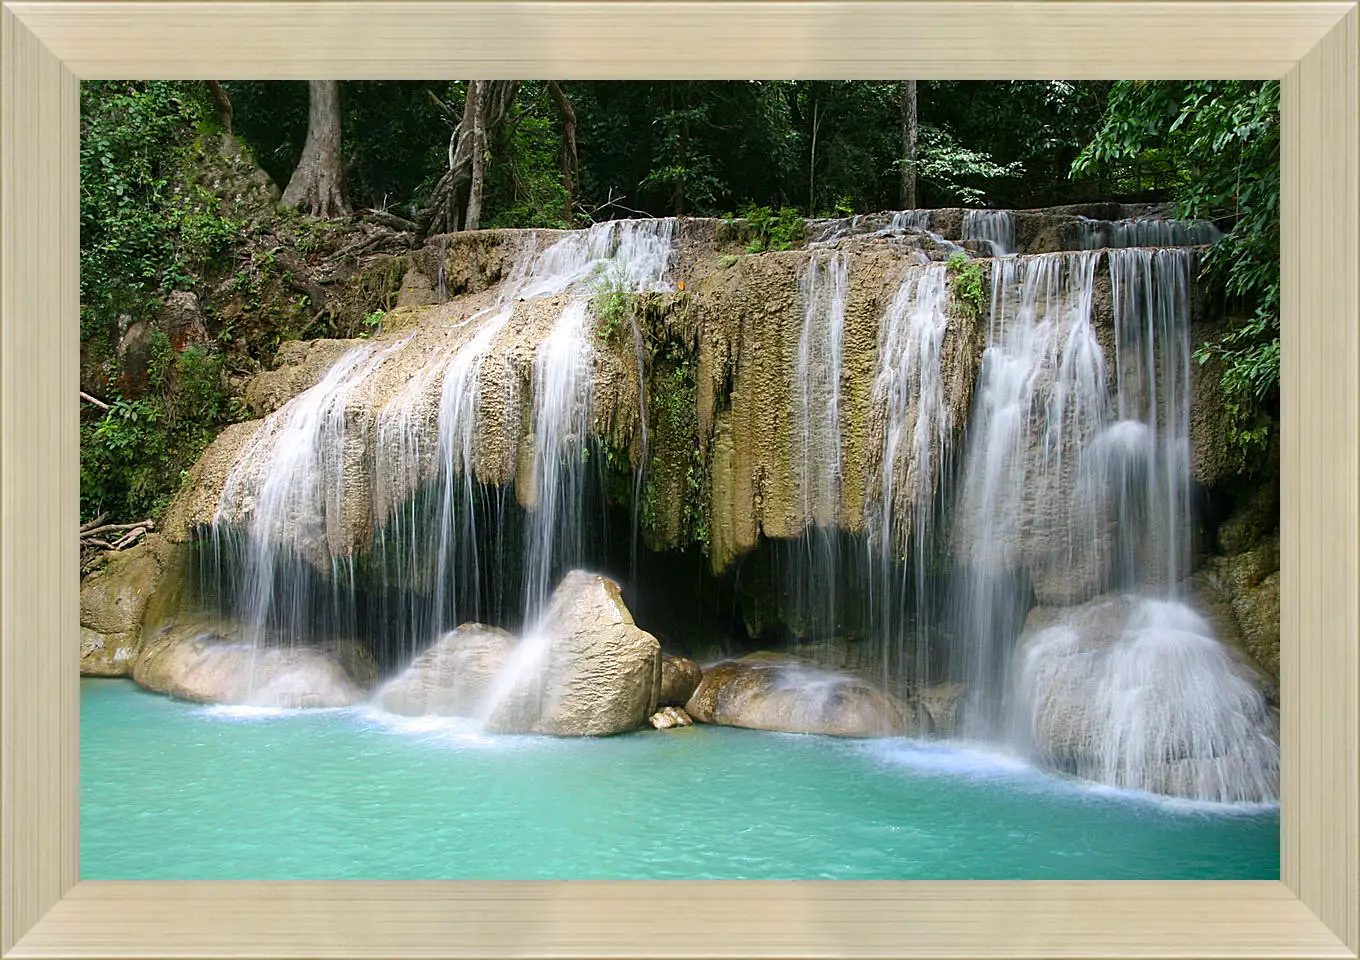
[0,2,1355,957]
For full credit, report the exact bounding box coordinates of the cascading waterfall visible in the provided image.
[926,245,1278,801]
[524,298,594,617]
[1100,247,1195,590]
[1012,596,1279,803]
[788,250,849,640]
[962,210,1016,256]
[204,218,677,704]
[212,336,411,699]
[187,204,1276,802]
[948,252,1106,735]
[1078,217,1221,250]
[795,251,848,528]
[864,262,952,708]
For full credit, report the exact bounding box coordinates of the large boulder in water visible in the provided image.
[483,570,662,736]
[659,654,702,706]
[1013,594,1279,803]
[685,653,911,737]
[80,536,181,676]
[132,619,377,708]
[376,623,515,716]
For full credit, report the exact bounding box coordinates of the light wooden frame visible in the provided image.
[1,2,1356,956]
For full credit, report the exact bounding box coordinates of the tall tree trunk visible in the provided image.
[899,80,918,209]
[465,81,487,231]
[423,80,520,236]
[809,96,820,212]
[547,81,578,222]
[281,80,350,218]
[205,81,233,135]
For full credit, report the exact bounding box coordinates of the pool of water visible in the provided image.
[80,678,1279,880]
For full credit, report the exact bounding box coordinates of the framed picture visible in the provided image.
[3,2,1357,957]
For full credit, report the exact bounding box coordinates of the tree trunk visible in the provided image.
[205,81,233,135]
[547,81,579,222]
[465,81,487,231]
[899,80,918,209]
[809,97,820,212]
[423,80,520,236]
[281,80,350,218]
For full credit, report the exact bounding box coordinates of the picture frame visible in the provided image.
[2,2,1356,956]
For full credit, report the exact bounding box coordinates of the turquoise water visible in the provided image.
[81,678,1279,880]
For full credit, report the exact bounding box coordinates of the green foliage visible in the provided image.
[946,252,986,320]
[483,96,574,230]
[81,338,230,522]
[1073,80,1280,461]
[740,205,805,253]
[913,126,1023,205]
[590,264,637,343]
[360,309,386,337]
[80,81,244,522]
[80,81,243,343]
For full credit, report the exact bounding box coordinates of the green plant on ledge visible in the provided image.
[741,205,805,253]
[947,251,986,321]
[590,264,637,344]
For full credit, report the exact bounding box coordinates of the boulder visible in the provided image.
[483,570,662,736]
[917,681,967,736]
[80,539,165,636]
[133,619,376,708]
[1013,594,1279,803]
[376,623,515,716]
[659,655,702,706]
[685,653,911,737]
[80,627,139,677]
[649,706,694,729]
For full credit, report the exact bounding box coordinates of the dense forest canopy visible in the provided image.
[78,79,1279,525]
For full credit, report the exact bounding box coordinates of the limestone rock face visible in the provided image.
[80,539,165,636]
[917,681,967,736]
[161,420,266,541]
[481,571,662,737]
[79,537,178,675]
[1013,594,1279,803]
[659,655,702,706]
[133,620,376,708]
[376,623,515,716]
[685,653,910,737]
[80,627,139,677]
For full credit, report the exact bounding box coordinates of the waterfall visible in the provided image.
[1012,596,1279,803]
[1079,217,1221,250]
[524,298,594,617]
[212,337,410,699]
[948,251,1106,735]
[1101,247,1195,590]
[929,246,1278,802]
[795,250,848,528]
[785,251,850,642]
[204,218,677,686]
[864,262,952,708]
[962,210,1016,257]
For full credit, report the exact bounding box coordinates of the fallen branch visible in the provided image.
[81,519,154,539]
[361,208,419,233]
[80,512,109,534]
[81,391,110,410]
[112,527,148,550]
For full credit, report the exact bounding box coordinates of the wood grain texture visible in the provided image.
[1281,7,1360,953]
[0,1,1357,957]
[0,6,80,956]
[4,2,1354,80]
[8,881,1355,958]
